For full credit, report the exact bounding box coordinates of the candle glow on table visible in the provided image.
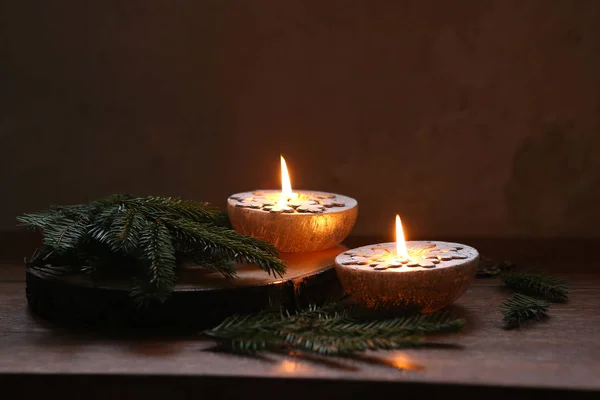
[334,214,479,312]
[227,155,358,252]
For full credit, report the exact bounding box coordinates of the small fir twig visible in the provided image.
[501,293,550,329]
[202,301,465,356]
[502,270,569,302]
[477,256,516,277]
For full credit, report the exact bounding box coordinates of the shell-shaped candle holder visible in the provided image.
[227,190,358,253]
[334,241,478,313]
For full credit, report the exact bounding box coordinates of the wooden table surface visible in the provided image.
[1,235,599,399]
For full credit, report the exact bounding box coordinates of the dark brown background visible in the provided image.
[1,0,599,239]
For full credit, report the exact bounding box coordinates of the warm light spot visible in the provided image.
[280,155,293,201]
[387,353,423,371]
[395,214,409,259]
[275,359,313,374]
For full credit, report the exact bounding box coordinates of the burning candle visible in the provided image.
[227,156,358,252]
[334,215,479,312]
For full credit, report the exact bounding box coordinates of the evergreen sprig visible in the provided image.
[502,270,569,302]
[501,293,550,329]
[18,195,287,305]
[203,301,465,356]
[165,219,282,275]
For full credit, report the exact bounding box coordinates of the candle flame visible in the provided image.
[280,155,293,202]
[395,214,409,259]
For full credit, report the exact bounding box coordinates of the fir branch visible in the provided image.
[502,271,569,302]
[319,311,466,336]
[205,312,283,353]
[279,330,423,355]
[42,215,90,251]
[18,204,95,252]
[26,246,81,277]
[476,256,516,277]
[285,300,349,321]
[19,194,287,305]
[185,253,238,279]
[86,204,133,251]
[203,303,465,356]
[17,211,60,231]
[124,196,220,223]
[212,211,232,228]
[106,207,146,252]
[27,245,57,265]
[138,219,177,302]
[501,293,550,329]
[165,219,286,277]
[17,205,88,232]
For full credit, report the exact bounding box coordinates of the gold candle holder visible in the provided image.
[227,155,358,252]
[334,215,478,313]
[227,190,358,252]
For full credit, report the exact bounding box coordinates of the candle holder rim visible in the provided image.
[227,190,358,214]
[335,241,479,271]
[228,189,356,197]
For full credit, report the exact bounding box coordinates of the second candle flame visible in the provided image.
[280,155,294,201]
[395,214,409,259]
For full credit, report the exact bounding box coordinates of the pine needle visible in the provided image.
[203,303,465,356]
[502,271,569,302]
[501,293,550,329]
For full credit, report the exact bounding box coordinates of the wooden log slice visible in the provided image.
[26,246,346,332]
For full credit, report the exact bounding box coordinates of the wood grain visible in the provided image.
[1,237,599,398]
